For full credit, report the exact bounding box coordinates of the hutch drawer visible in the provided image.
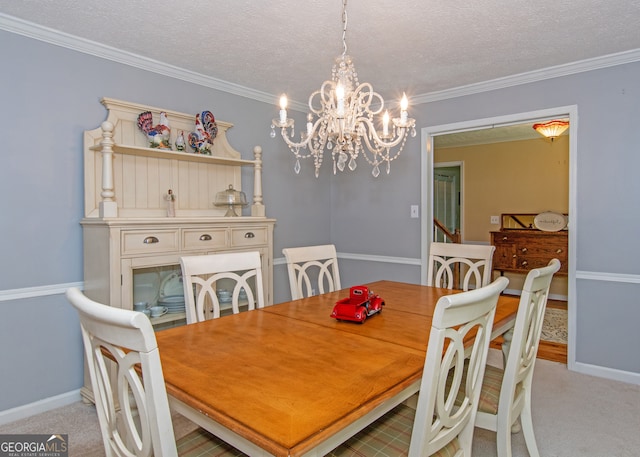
[182,228,228,250]
[231,226,269,247]
[121,229,180,255]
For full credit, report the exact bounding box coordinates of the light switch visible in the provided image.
[411,205,419,218]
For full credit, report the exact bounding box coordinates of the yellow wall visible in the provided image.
[434,135,569,296]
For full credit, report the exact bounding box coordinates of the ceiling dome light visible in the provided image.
[532,120,569,141]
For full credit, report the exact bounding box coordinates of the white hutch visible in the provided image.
[81,98,275,399]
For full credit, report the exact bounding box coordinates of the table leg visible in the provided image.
[501,327,514,367]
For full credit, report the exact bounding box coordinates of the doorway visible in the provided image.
[420,105,578,370]
[433,163,462,242]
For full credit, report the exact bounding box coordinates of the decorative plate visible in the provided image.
[158,295,186,313]
[534,211,567,232]
[159,272,183,298]
[201,111,218,141]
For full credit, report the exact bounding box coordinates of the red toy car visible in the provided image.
[330,285,385,323]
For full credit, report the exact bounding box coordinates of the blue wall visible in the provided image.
[1,27,639,414]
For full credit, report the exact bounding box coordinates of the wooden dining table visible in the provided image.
[155,280,519,457]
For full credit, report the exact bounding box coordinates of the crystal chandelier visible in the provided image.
[270,0,416,178]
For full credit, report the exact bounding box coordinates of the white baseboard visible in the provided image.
[570,361,640,386]
[0,389,81,426]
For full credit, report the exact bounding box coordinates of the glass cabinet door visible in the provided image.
[122,254,191,330]
[122,248,267,330]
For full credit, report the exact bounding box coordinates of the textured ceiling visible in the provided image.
[1,1,638,146]
[2,0,640,104]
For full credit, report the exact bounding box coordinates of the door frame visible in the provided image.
[420,105,578,370]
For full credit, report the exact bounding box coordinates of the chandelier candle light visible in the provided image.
[271,0,416,178]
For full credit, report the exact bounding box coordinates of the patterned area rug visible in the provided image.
[541,308,567,344]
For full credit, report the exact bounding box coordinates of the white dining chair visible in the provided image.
[65,287,247,457]
[180,251,265,324]
[427,241,496,291]
[327,276,509,457]
[475,258,561,457]
[282,244,341,300]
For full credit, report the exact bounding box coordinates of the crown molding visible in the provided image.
[0,13,286,107]
[2,13,639,110]
[412,48,640,105]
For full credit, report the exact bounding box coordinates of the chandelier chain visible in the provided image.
[341,0,348,57]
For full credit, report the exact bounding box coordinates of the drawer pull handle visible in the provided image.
[512,254,517,258]
[244,232,255,239]
[556,248,563,254]
[200,234,212,241]
[502,236,508,241]
[521,247,528,253]
[521,261,528,267]
[143,236,159,244]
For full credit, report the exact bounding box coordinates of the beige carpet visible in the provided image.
[0,403,198,457]
[2,351,638,456]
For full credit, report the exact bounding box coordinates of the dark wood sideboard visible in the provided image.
[491,230,568,275]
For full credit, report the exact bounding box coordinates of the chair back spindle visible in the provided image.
[283,244,341,300]
[180,251,265,324]
[428,242,496,291]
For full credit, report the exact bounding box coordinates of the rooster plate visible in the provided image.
[188,110,217,154]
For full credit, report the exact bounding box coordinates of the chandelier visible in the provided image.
[532,120,569,141]
[270,0,416,178]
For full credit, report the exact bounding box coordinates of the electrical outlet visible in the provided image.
[490,215,500,224]
[411,205,419,218]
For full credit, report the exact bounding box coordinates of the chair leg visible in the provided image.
[457,418,476,456]
[520,401,540,457]
[496,420,513,457]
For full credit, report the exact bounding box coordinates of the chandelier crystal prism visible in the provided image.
[270,0,416,178]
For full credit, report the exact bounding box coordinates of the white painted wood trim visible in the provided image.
[0,13,305,111]
[572,361,640,386]
[0,389,81,426]
[576,270,640,284]
[3,267,639,303]
[337,252,422,266]
[412,49,640,104]
[0,282,83,302]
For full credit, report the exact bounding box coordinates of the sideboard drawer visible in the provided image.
[230,226,268,247]
[182,228,228,250]
[513,242,568,261]
[121,229,179,255]
[514,256,558,271]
